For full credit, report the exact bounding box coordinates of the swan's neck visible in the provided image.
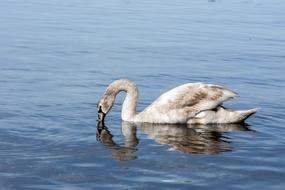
[107,80,139,121]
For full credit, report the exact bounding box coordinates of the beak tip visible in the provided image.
[97,112,106,122]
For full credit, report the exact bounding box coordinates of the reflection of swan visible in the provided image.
[96,121,252,159]
[96,121,139,161]
[97,79,258,124]
[135,122,251,154]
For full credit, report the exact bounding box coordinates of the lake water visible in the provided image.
[1,0,285,189]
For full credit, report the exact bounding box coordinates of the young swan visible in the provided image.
[97,79,258,124]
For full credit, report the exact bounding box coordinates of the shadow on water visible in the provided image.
[96,121,252,161]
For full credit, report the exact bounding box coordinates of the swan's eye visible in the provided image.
[98,106,103,113]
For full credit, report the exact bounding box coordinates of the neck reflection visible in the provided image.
[96,121,252,161]
[96,121,139,161]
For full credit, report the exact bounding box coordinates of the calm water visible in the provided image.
[1,0,285,189]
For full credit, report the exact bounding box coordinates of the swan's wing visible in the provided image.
[146,83,238,119]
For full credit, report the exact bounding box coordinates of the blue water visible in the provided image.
[1,0,285,189]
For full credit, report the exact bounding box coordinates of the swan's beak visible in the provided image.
[97,106,106,122]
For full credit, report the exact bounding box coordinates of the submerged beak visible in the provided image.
[97,106,106,122]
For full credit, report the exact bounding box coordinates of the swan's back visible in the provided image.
[135,83,238,123]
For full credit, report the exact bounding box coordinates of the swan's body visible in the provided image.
[97,79,257,124]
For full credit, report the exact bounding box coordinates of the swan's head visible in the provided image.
[97,92,115,121]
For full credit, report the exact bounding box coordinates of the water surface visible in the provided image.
[0,0,285,189]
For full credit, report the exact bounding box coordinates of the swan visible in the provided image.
[97,79,258,124]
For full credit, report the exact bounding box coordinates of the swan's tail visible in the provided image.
[235,108,259,122]
[189,107,259,124]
